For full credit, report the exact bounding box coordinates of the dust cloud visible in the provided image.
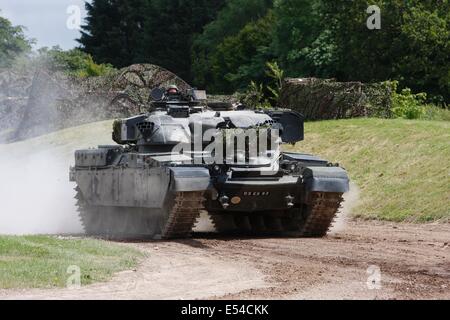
[329,182,360,235]
[0,121,113,235]
[0,60,114,235]
[0,149,82,235]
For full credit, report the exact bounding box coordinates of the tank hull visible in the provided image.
[71,149,349,239]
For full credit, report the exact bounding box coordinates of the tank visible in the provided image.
[70,87,349,239]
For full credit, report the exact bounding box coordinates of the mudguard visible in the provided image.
[169,167,212,192]
[302,166,349,193]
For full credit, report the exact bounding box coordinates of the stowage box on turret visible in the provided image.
[70,86,349,239]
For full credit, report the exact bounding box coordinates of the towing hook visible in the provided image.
[219,195,230,209]
[285,195,295,208]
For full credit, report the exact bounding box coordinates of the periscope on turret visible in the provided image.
[70,86,349,239]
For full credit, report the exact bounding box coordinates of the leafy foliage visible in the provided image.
[191,0,273,90]
[0,13,33,68]
[241,81,271,109]
[37,47,115,77]
[318,0,450,103]
[265,61,284,103]
[76,0,450,104]
[397,5,450,102]
[207,10,275,93]
[139,0,224,82]
[273,0,334,77]
[392,88,427,120]
[79,0,224,82]
[388,81,450,120]
[78,0,147,68]
[241,61,284,108]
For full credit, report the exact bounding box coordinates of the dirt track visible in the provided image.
[1,220,448,300]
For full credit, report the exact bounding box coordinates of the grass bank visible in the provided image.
[289,118,450,222]
[0,236,141,289]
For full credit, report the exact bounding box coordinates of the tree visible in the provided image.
[321,0,450,102]
[320,0,404,82]
[77,0,450,100]
[209,11,275,93]
[79,0,224,81]
[397,5,450,102]
[272,0,450,102]
[37,46,115,77]
[78,0,147,68]
[272,0,332,77]
[139,0,224,82]
[191,0,273,90]
[0,12,33,68]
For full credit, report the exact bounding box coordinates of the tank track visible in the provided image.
[77,188,341,238]
[208,192,343,238]
[209,214,238,234]
[298,192,344,237]
[161,191,205,239]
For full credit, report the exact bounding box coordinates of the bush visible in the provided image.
[0,14,33,68]
[240,61,284,109]
[36,47,115,78]
[391,81,426,119]
[74,55,115,78]
[240,81,271,109]
[389,81,450,121]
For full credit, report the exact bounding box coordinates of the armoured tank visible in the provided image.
[70,87,349,239]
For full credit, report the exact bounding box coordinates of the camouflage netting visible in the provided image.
[278,78,393,120]
[207,93,242,110]
[0,64,190,143]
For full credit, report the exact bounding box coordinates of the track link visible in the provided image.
[161,191,205,239]
[299,192,344,237]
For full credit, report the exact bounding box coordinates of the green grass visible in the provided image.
[288,118,450,223]
[422,105,450,121]
[0,236,142,289]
